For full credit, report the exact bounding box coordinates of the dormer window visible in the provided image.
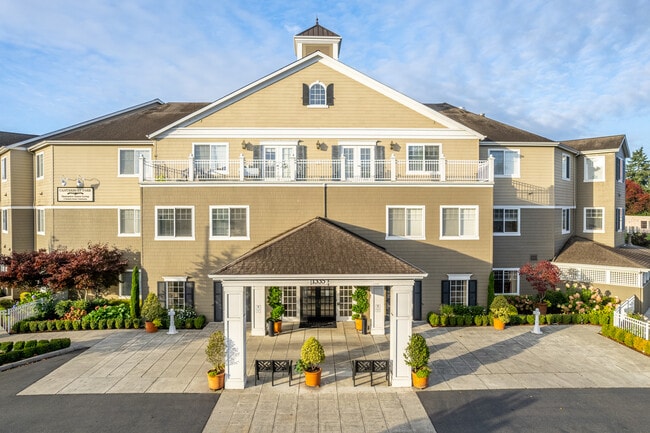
[303,82,334,107]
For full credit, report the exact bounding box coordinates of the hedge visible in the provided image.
[10,315,208,334]
[428,310,612,328]
[601,324,650,356]
[0,338,71,366]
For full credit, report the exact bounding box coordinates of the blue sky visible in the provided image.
[1,0,649,152]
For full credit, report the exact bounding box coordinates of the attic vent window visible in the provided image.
[303,82,334,107]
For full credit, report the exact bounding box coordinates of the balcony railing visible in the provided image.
[140,155,494,184]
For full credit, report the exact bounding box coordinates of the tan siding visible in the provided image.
[9,150,34,207]
[33,147,52,205]
[11,209,34,252]
[554,149,575,207]
[189,63,443,129]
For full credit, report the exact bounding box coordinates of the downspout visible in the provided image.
[323,183,328,218]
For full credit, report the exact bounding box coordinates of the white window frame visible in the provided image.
[584,156,605,182]
[36,152,44,180]
[386,205,425,240]
[448,278,468,305]
[118,148,151,177]
[308,81,327,107]
[492,268,520,295]
[584,207,605,233]
[155,206,195,240]
[119,270,142,298]
[562,208,571,234]
[193,142,229,175]
[1,209,7,233]
[209,206,250,240]
[488,149,520,178]
[161,277,189,309]
[440,206,479,240]
[118,207,141,237]
[493,207,520,236]
[1,157,6,182]
[406,143,441,174]
[36,208,45,235]
[616,207,624,232]
[616,156,624,183]
[561,153,571,180]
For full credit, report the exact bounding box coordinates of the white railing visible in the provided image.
[0,291,67,333]
[556,264,644,288]
[141,155,493,184]
[613,296,650,340]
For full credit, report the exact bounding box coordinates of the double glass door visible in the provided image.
[341,146,374,180]
[264,146,295,180]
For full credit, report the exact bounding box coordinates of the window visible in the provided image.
[493,269,519,294]
[616,156,624,182]
[489,149,520,177]
[119,149,151,176]
[1,209,7,232]
[155,207,194,239]
[158,280,195,309]
[387,206,424,239]
[36,153,44,179]
[118,208,140,236]
[194,143,229,175]
[562,208,571,234]
[441,277,477,306]
[642,221,648,229]
[584,156,605,182]
[584,207,604,232]
[210,206,249,239]
[303,82,333,106]
[441,206,478,239]
[561,153,571,180]
[281,286,297,318]
[36,208,45,235]
[493,208,519,235]
[407,144,440,173]
[309,82,326,106]
[1,158,6,181]
[616,208,624,232]
[119,271,141,297]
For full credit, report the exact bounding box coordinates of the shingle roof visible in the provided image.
[427,103,552,143]
[47,102,209,141]
[296,19,340,37]
[214,217,425,276]
[561,135,626,153]
[0,131,37,147]
[554,237,650,269]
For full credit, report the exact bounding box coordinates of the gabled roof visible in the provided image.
[554,237,650,269]
[296,19,340,37]
[149,52,484,140]
[562,135,630,157]
[0,131,37,147]
[212,217,426,278]
[427,103,553,143]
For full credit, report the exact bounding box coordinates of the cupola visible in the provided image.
[293,19,342,60]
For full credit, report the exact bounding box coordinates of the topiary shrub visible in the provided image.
[194,315,206,329]
[448,316,457,326]
[64,320,73,331]
[106,318,115,329]
[474,315,482,326]
[28,322,38,333]
[464,315,473,326]
[55,320,64,331]
[98,319,106,330]
[440,315,448,326]
[429,313,440,327]
[132,318,141,329]
[526,315,535,325]
[403,333,431,377]
[296,337,326,374]
[37,321,47,332]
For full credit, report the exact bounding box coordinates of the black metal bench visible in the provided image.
[254,360,293,386]
[351,359,390,386]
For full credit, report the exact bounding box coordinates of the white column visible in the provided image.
[250,285,266,337]
[370,286,385,335]
[390,283,413,387]
[223,283,247,389]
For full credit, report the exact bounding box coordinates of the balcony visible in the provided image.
[139,155,493,184]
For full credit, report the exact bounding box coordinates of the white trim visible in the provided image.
[141,182,495,189]
[616,207,624,232]
[488,148,520,178]
[162,276,188,282]
[386,205,426,240]
[209,205,250,240]
[446,273,472,280]
[308,81,327,107]
[259,140,301,146]
[118,148,151,177]
[337,140,378,146]
[405,143,441,174]
[1,208,7,233]
[36,208,45,235]
[583,207,605,233]
[1,157,6,182]
[492,268,520,295]
[117,207,141,237]
[561,153,571,181]
[493,207,521,236]
[208,275,428,284]
[561,207,571,234]
[154,206,195,240]
[35,152,44,180]
[440,205,479,240]
[583,155,605,182]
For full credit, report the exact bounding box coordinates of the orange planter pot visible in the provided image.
[304,368,322,387]
[493,318,506,330]
[411,371,428,389]
[207,371,225,390]
[355,319,362,331]
[273,321,282,334]
[144,321,158,333]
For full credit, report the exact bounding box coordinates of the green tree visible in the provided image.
[627,147,650,188]
[130,265,140,318]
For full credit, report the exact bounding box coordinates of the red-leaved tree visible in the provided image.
[626,179,650,215]
[0,250,48,291]
[519,260,561,301]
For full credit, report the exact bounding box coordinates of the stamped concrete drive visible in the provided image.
[4,321,650,433]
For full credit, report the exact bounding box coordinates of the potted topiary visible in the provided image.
[490,295,518,330]
[267,286,285,334]
[403,333,431,389]
[295,337,326,387]
[351,286,369,331]
[141,293,166,333]
[205,330,226,390]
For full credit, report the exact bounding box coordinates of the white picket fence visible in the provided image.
[0,291,67,333]
[613,296,650,340]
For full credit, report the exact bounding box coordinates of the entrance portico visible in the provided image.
[210,218,426,389]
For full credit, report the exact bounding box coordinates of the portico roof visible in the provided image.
[211,217,426,279]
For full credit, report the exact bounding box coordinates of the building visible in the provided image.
[1,22,647,383]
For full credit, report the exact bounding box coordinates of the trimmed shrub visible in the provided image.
[46,321,55,331]
[440,315,448,327]
[106,318,115,329]
[124,317,132,329]
[184,319,193,329]
[98,319,107,330]
[0,341,14,352]
[526,315,535,325]
[35,341,50,355]
[633,336,646,352]
[64,320,73,331]
[428,313,440,327]
[89,320,98,330]
[38,321,48,332]
[72,320,81,331]
[194,315,206,329]
[115,317,124,329]
[561,314,572,324]
[28,322,38,333]
[448,316,457,326]
[614,328,627,343]
[132,318,141,329]
[624,333,635,348]
[644,340,650,355]
[55,320,64,331]
[464,315,473,326]
[13,341,25,350]
[473,315,482,326]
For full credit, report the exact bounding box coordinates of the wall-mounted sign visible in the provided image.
[57,187,94,202]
